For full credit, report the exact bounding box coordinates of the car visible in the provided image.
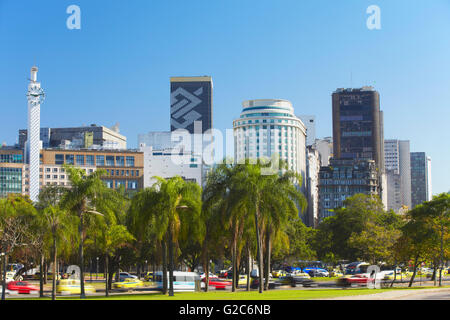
[7,281,39,294]
[200,272,218,280]
[238,275,248,286]
[304,268,329,277]
[202,277,232,289]
[329,270,344,277]
[56,279,96,294]
[113,278,144,290]
[250,278,281,289]
[336,275,373,287]
[276,274,317,287]
[0,286,15,295]
[143,272,154,281]
[5,271,16,283]
[119,272,138,281]
[271,270,287,278]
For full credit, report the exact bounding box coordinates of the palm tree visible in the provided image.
[59,165,108,299]
[40,205,74,300]
[153,177,202,296]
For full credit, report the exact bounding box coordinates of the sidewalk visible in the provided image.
[321,288,450,300]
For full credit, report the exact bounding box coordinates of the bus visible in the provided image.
[345,262,370,275]
[155,271,200,292]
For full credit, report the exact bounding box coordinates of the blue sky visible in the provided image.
[0,0,449,194]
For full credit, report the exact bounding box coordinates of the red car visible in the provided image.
[202,278,232,289]
[336,275,373,287]
[7,281,39,294]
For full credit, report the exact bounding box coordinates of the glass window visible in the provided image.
[76,155,85,165]
[55,154,64,165]
[126,156,135,167]
[86,155,95,166]
[106,156,114,166]
[96,155,104,166]
[116,156,124,166]
[65,154,74,165]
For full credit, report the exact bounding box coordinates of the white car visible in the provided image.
[200,272,218,279]
[119,272,138,281]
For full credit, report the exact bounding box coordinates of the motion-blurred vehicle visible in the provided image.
[144,272,154,281]
[329,270,344,277]
[202,277,232,290]
[277,275,317,287]
[7,281,39,294]
[250,277,281,289]
[345,262,370,275]
[238,275,248,286]
[304,268,329,277]
[271,270,287,278]
[56,279,96,294]
[200,272,218,280]
[119,272,138,281]
[113,278,144,289]
[336,274,373,287]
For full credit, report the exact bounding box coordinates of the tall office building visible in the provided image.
[25,66,45,202]
[170,76,213,134]
[298,115,316,146]
[384,139,412,212]
[331,87,386,207]
[410,152,432,207]
[0,147,26,197]
[233,99,307,189]
[332,87,384,172]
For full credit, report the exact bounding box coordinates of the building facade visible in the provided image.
[331,87,386,208]
[170,76,213,134]
[298,115,316,146]
[318,159,379,221]
[384,139,411,212]
[140,144,203,187]
[233,99,307,189]
[0,148,26,197]
[410,152,432,207]
[19,124,127,150]
[313,137,333,166]
[305,146,320,227]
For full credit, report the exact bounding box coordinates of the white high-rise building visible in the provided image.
[384,139,412,212]
[298,115,316,146]
[233,99,307,189]
[25,66,45,202]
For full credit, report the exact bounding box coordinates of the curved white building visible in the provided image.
[233,99,307,187]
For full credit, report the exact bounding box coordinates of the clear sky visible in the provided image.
[0,0,449,194]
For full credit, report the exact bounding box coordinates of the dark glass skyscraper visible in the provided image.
[410,152,432,207]
[170,76,213,134]
[332,87,384,173]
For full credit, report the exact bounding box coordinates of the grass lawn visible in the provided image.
[17,286,446,300]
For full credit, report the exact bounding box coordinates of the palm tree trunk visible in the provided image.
[79,211,86,299]
[162,239,168,294]
[52,235,57,300]
[254,207,264,294]
[168,228,175,296]
[264,230,271,291]
[409,255,419,287]
[39,253,44,297]
[246,246,251,291]
[1,252,7,300]
[439,222,444,287]
[231,238,236,292]
[105,255,109,297]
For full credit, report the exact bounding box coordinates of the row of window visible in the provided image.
[54,154,135,167]
[0,154,23,163]
[106,169,140,177]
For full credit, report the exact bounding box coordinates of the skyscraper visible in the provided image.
[331,86,386,207]
[410,152,432,207]
[332,87,384,172]
[26,66,45,202]
[298,115,316,146]
[233,99,307,187]
[170,76,213,134]
[384,139,412,212]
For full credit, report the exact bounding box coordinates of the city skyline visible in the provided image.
[1,0,449,195]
